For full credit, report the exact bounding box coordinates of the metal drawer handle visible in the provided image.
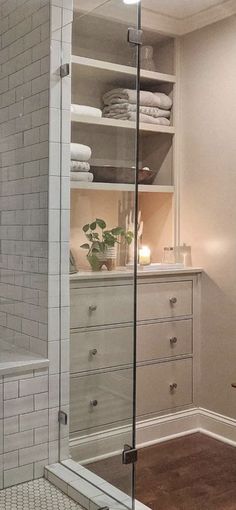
[90,399,98,407]
[170,337,178,345]
[89,305,97,312]
[89,349,98,357]
[170,383,178,391]
[169,297,177,305]
[231,383,236,388]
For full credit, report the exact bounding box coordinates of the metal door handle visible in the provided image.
[231,383,236,388]
[170,337,177,344]
[89,349,97,357]
[89,305,97,312]
[170,297,177,305]
[90,399,98,407]
[170,383,178,391]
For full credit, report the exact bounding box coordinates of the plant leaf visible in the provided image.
[111,227,124,235]
[90,221,97,231]
[96,218,106,229]
[83,224,90,233]
[80,243,90,250]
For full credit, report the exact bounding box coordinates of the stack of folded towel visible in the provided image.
[70,143,93,182]
[103,88,172,126]
[71,104,102,118]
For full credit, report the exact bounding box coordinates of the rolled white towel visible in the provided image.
[70,172,94,182]
[103,89,172,110]
[71,143,91,162]
[70,161,90,172]
[71,104,102,118]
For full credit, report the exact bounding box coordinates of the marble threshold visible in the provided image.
[45,461,150,510]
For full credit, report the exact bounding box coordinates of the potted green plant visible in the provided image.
[81,218,134,271]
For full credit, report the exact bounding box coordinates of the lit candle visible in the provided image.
[139,246,151,266]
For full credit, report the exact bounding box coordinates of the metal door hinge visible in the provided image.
[58,411,68,425]
[60,63,70,77]
[127,28,143,46]
[122,444,138,465]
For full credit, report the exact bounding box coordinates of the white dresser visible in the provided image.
[70,268,201,461]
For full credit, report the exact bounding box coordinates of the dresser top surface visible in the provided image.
[70,266,203,282]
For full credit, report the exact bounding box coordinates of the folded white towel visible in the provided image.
[103,89,172,110]
[103,110,170,126]
[70,172,94,182]
[71,143,91,162]
[71,104,102,118]
[70,161,90,172]
[103,103,170,119]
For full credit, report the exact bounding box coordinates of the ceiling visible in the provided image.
[142,0,229,20]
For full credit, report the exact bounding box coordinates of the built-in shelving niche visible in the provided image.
[70,8,176,271]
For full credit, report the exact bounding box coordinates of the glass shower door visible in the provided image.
[66,0,140,506]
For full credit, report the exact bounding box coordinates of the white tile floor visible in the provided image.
[0,478,83,510]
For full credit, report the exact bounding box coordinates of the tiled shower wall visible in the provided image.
[0,0,50,356]
[0,0,72,488]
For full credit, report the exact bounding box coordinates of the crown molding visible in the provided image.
[142,0,236,36]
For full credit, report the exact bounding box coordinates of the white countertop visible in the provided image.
[70,265,203,281]
[0,340,49,376]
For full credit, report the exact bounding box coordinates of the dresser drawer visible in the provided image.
[70,369,132,434]
[137,358,192,416]
[71,285,133,329]
[137,319,192,362]
[70,326,133,373]
[138,281,192,321]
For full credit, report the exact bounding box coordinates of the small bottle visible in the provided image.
[162,247,175,264]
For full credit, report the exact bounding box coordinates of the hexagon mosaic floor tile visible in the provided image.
[0,478,83,510]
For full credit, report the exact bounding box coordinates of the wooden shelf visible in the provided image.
[71,113,175,135]
[72,55,176,85]
[70,181,174,193]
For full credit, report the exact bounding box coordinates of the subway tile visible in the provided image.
[34,391,49,410]
[20,409,48,431]
[4,381,18,400]
[4,464,33,488]
[19,442,48,466]
[19,375,48,397]
[4,430,33,453]
[3,451,18,471]
[4,416,19,435]
[34,426,49,445]
[4,396,33,418]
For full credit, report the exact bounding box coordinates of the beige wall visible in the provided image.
[180,15,236,418]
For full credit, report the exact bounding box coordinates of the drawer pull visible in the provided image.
[169,383,178,391]
[89,305,97,312]
[90,399,98,407]
[89,349,98,357]
[169,297,177,305]
[170,336,178,345]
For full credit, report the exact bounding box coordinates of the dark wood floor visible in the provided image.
[87,433,236,510]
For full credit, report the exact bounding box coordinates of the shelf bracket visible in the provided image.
[127,28,143,46]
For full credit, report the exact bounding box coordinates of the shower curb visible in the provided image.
[45,462,150,510]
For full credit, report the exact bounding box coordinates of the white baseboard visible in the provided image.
[70,407,236,463]
[199,407,236,447]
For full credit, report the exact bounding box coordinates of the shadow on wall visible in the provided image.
[200,270,236,419]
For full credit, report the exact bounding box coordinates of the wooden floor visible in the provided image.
[87,433,236,510]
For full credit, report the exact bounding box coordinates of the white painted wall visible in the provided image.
[180,15,236,418]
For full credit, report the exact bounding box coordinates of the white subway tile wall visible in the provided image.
[0,0,72,489]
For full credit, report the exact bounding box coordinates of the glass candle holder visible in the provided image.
[139,246,151,266]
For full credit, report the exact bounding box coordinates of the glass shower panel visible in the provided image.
[67,0,140,505]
